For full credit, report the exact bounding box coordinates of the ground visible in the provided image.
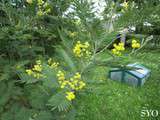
[75,49,160,120]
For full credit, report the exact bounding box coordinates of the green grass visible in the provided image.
[75,49,160,120]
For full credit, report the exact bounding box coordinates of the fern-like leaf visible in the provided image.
[48,92,72,112]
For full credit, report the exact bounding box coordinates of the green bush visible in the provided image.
[0,0,159,119]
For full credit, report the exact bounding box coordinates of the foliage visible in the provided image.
[0,0,160,120]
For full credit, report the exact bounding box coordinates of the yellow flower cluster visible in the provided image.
[57,71,65,83]
[68,31,78,38]
[65,91,75,101]
[132,39,140,49]
[47,58,59,69]
[112,42,125,56]
[37,0,51,16]
[57,72,86,90]
[26,60,44,79]
[73,41,91,58]
[69,72,86,90]
[25,59,85,102]
[57,71,86,101]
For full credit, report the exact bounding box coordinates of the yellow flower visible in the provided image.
[50,62,59,69]
[131,39,140,49]
[112,48,122,56]
[69,72,86,90]
[68,82,75,89]
[119,42,124,47]
[47,58,59,69]
[112,42,125,56]
[136,43,140,48]
[26,69,33,75]
[113,43,117,47]
[112,48,117,54]
[115,46,121,51]
[73,43,83,57]
[57,71,65,81]
[60,81,68,88]
[117,42,125,51]
[132,43,136,48]
[57,71,86,91]
[32,64,42,72]
[119,46,125,51]
[132,43,140,49]
[78,81,86,90]
[132,39,137,44]
[65,92,75,101]
[116,51,122,56]
[73,80,78,84]
[113,43,125,51]
[26,0,33,4]
[73,41,91,58]
[74,72,81,79]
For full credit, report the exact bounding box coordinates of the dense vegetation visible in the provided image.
[0,0,160,120]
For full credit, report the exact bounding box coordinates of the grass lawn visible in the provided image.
[75,49,160,120]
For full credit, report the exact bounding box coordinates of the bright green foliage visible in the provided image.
[0,0,160,120]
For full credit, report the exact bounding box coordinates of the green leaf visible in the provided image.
[18,73,39,84]
[48,92,72,112]
[34,111,53,120]
[25,85,49,110]
[42,64,59,88]
[58,29,73,48]
[56,46,77,72]
[65,107,76,120]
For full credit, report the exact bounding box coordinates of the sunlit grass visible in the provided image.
[75,49,160,120]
